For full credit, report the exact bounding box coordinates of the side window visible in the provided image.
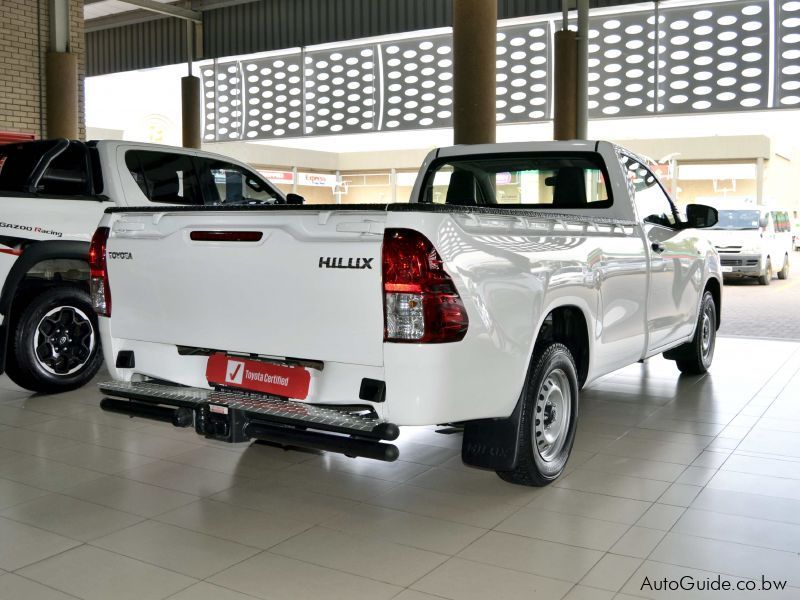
[124,150,202,205]
[619,153,676,227]
[193,158,280,205]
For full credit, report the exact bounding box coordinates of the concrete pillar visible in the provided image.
[181,75,202,149]
[553,29,578,140]
[45,0,78,139]
[452,0,497,145]
[756,157,765,206]
[576,0,589,139]
[46,52,79,139]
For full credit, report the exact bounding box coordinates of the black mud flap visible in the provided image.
[461,395,524,471]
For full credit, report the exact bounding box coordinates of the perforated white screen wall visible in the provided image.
[201,0,798,142]
[779,0,800,106]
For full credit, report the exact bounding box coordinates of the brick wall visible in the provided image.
[0,0,85,139]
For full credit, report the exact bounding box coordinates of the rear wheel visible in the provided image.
[778,254,789,280]
[668,290,717,375]
[496,343,579,486]
[758,259,772,285]
[6,286,103,393]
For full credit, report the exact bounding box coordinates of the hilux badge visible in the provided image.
[318,257,373,269]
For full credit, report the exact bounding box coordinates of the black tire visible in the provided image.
[758,259,772,285]
[6,286,103,393]
[496,343,579,486]
[778,254,789,280]
[669,290,717,376]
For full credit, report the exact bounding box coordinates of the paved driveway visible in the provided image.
[718,253,800,340]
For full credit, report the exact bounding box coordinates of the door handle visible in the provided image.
[651,242,665,253]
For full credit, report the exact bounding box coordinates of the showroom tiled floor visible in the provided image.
[0,337,798,599]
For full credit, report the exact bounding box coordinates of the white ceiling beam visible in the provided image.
[115,0,201,23]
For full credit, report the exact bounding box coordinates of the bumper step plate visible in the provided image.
[98,380,399,461]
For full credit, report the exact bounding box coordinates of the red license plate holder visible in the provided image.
[206,353,311,400]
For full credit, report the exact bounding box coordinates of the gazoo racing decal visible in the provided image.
[0,222,63,238]
[108,251,133,260]
[318,257,374,269]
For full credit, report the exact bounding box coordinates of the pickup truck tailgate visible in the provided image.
[105,209,386,367]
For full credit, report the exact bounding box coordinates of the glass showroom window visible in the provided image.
[395,171,418,203]
[675,163,757,206]
[258,169,295,196]
[338,172,393,204]
[297,172,337,204]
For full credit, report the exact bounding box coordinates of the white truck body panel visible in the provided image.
[98,141,722,426]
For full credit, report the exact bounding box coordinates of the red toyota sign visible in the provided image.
[206,353,311,400]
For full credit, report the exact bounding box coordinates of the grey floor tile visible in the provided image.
[18,545,196,600]
[0,493,143,541]
[91,520,260,579]
[496,505,629,551]
[164,445,294,478]
[241,462,398,503]
[0,456,104,492]
[528,487,651,525]
[635,504,685,531]
[322,503,486,555]
[458,530,603,583]
[657,483,702,507]
[209,551,402,600]
[556,469,670,502]
[580,554,643,592]
[412,557,572,600]
[36,442,157,475]
[650,532,799,583]
[721,453,800,480]
[60,475,199,517]
[270,526,448,586]
[0,477,49,510]
[405,467,542,506]
[0,573,78,600]
[367,483,520,529]
[301,454,432,483]
[690,487,800,525]
[210,484,361,524]
[610,526,667,559]
[579,454,686,483]
[0,516,80,571]
[706,469,800,501]
[166,582,261,600]
[156,498,313,549]
[672,508,800,553]
[563,585,616,600]
[117,460,245,497]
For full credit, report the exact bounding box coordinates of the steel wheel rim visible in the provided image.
[701,301,715,361]
[534,368,571,462]
[33,306,95,376]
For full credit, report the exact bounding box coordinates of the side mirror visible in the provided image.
[286,193,305,205]
[685,204,718,229]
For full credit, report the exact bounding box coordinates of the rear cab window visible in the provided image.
[0,140,93,197]
[421,153,612,209]
[125,149,283,206]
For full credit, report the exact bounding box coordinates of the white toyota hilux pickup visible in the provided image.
[0,139,287,393]
[95,141,722,486]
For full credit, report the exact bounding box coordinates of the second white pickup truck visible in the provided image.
[95,141,722,486]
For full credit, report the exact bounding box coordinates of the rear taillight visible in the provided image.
[382,228,469,343]
[89,226,111,316]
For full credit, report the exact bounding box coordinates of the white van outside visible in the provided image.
[703,203,792,285]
